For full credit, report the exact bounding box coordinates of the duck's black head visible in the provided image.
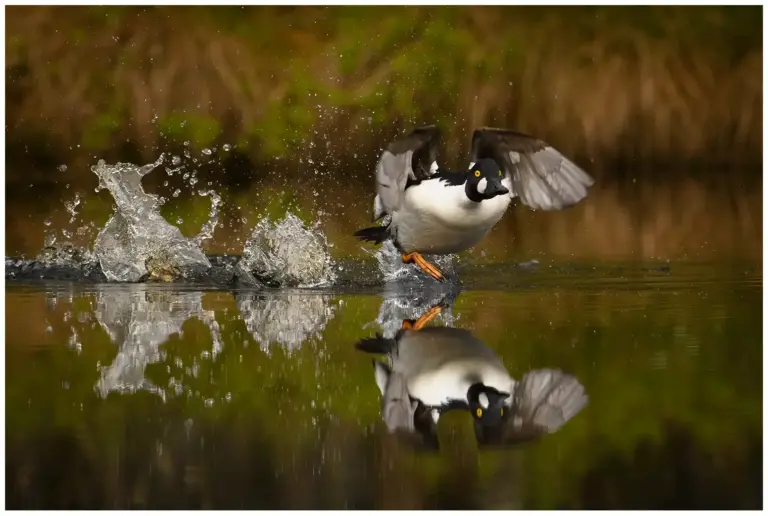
[467,383,510,427]
[466,158,509,202]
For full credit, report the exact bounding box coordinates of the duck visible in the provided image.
[356,305,589,447]
[354,125,595,281]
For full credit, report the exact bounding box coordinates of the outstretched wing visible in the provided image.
[470,127,594,211]
[373,125,442,221]
[510,368,588,435]
[475,368,588,447]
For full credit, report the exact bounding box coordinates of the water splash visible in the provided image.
[236,292,337,353]
[91,157,218,282]
[366,242,460,337]
[237,213,336,287]
[373,240,457,285]
[193,189,222,247]
[94,287,224,399]
[20,242,106,281]
[375,284,459,338]
[35,241,97,269]
[11,154,342,287]
[64,191,82,224]
[40,186,99,262]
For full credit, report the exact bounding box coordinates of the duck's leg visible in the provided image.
[402,304,443,331]
[402,252,445,282]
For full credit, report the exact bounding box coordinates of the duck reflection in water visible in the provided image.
[357,303,588,450]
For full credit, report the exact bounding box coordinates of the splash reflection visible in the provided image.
[94,287,224,399]
[235,292,337,354]
[374,281,460,337]
[82,287,338,399]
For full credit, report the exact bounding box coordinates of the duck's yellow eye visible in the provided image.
[500,408,504,416]
[498,170,503,177]
[474,170,481,177]
[476,408,483,417]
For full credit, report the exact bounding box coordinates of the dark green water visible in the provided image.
[5,262,763,509]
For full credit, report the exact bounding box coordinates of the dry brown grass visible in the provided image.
[510,23,762,163]
[5,5,763,186]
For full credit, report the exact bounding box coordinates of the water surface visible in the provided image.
[5,262,762,509]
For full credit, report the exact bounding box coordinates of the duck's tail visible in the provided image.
[353,225,390,244]
[356,333,397,355]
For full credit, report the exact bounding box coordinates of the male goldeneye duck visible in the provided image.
[354,125,595,281]
[356,308,589,447]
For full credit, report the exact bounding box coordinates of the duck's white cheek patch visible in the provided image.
[430,161,439,174]
[477,178,488,194]
[478,392,489,409]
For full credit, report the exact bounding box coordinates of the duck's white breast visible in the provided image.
[392,179,511,254]
[407,359,514,407]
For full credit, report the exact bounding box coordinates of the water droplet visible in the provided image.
[171,155,181,165]
[183,140,190,146]
[58,164,67,172]
[176,217,184,224]
[172,189,181,198]
[225,392,232,402]
[44,219,52,227]
[204,398,214,408]
[202,148,212,156]
[222,144,231,151]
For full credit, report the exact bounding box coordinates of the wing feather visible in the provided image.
[475,368,588,447]
[471,127,594,211]
[373,125,441,220]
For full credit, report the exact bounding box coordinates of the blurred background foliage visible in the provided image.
[6,5,762,181]
[4,5,763,261]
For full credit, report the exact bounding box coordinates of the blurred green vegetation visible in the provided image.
[5,5,762,190]
[5,267,763,508]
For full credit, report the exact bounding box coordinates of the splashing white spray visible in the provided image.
[238,213,336,287]
[91,157,219,282]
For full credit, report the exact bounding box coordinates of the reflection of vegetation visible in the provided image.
[8,173,762,262]
[5,271,762,508]
[6,5,762,186]
[569,421,761,509]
